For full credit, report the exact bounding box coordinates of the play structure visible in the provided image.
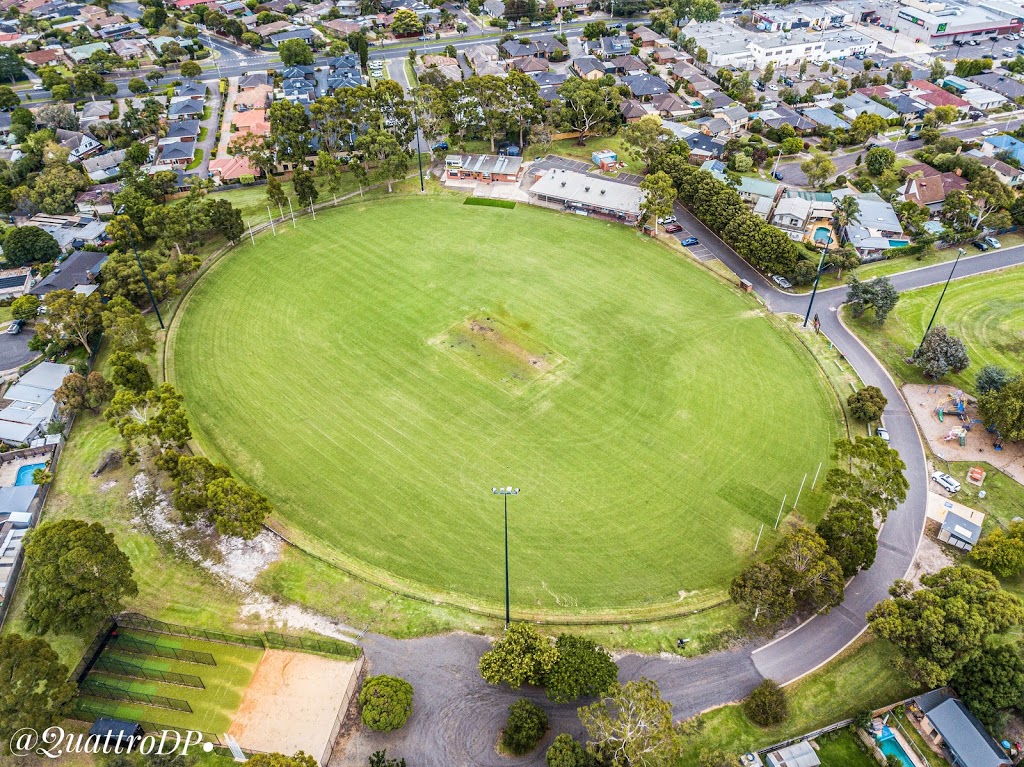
[943,427,968,447]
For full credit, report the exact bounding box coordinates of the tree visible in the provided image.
[849,112,886,144]
[546,734,587,767]
[291,165,318,206]
[206,197,245,243]
[779,137,803,154]
[847,385,887,421]
[896,200,930,235]
[354,130,409,193]
[502,698,548,756]
[845,276,899,325]
[0,634,77,751]
[578,678,683,767]
[816,498,877,577]
[23,519,138,635]
[10,294,39,321]
[552,78,620,146]
[970,522,1024,578]
[316,150,347,197]
[933,105,958,125]
[205,477,273,539]
[640,171,676,234]
[979,375,1024,442]
[867,565,1024,687]
[800,154,836,188]
[0,85,19,110]
[32,469,54,485]
[976,365,1011,395]
[127,77,149,95]
[582,20,608,39]
[834,195,861,241]
[391,8,424,35]
[35,289,104,354]
[172,455,232,524]
[620,115,672,170]
[825,436,908,521]
[268,99,312,165]
[729,561,794,632]
[54,371,113,417]
[3,225,59,266]
[180,60,202,79]
[102,296,156,356]
[266,173,288,209]
[865,146,896,176]
[109,350,154,395]
[951,643,1024,729]
[359,675,414,732]
[744,680,788,726]
[31,163,90,214]
[279,38,315,66]
[104,383,192,463]
[479,623,558,689]
[912,326,970,379]
[690,0,721,22]
[942,189,975,231]
[0,47,27,84]
[545,634,618,703]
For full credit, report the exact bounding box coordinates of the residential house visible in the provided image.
[110,38,148,59]
[901,170,968,212]
[327,54,360,73]
[501,38,566,60]
[969,153,1024,187]
[82,149,126,182]
[531,72,566,89]
[0,485,39,528]
[704,90,734,110]
[968,71,1024,102]
[696,117,732,137]
[156,140,196,167]
[296,0,333,22]
[231,109,270,141]
[235,84,273,111]
[281,65,316,81]
[801,106,850,130]
[66,41,110,63]
[238,72,271,90]
[651,92,691,119]
[591,35,632,59]
[444,154,522,183]
[55,129,101,162]
[528,168,644,224]
[631,26,661,48]
[684,132,726,163]
[605,54,646,76]
[705,160,781,218]
[962,87,1007,111]
[324,19,362,35]
[209,156,261,183]
[80,100,113,125]
[252,20,292,37]
[765,742,819,767]
[906,80,970,112]
[174,80,208,98]
[269,28,315,47]
[29,249,107,296]
[913,689,1010,767]
[714,104,749,132]
[465,43,500,73]
[96,21,142,40]
[755,105,815,133]
[326,69,364,90]
[834,190,908,259]
[282,78,316,103]
[771,190,835,242]
[31,213,108,251]
[621,73,669,101]
[651,47,682,64]
[886,92,930,122]
[571,56,605,80]
[74,183,119,216]
[0,362,73,447]
[839,91,897,120]
[163,119,201,144]
[979,133,1024,165]
[0,267,30,298]
[21,47,66,67]
[512,56,548,74]
[168,98,205,120]
[620,99,648,123]
[670,60,706,83]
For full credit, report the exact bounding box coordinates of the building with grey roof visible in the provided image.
[802,106,851,130]
[528,168,643,223]
[29,250,107,297]
[0,362,73,447]
[765,741,820,767]
[915,690,1011,767]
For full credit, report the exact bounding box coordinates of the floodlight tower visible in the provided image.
[491,486,519,628]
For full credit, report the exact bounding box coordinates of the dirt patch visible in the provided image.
[904,384,1024,486]
[905,520,956,587]
[468,318,552,373]
[228,649,362,763]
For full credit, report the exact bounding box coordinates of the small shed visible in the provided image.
[592,149,617,170]
[766,741,820,767]
[938,509,982,551]
[89,719,143,748]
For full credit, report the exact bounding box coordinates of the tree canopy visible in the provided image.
[479,623,558,689]
[0,634,77,751]
[912,326,970,380]
[578,678,683,767]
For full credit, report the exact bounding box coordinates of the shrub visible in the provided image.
[359,675,414,732]
[744,679,788,726]
[546,733,586,767]
[501,698,548,755]
[847,385,887,421]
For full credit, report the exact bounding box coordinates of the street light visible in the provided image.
[491,486,519,628]
[917,247,966,350]
[803,230,831,327]
[115,205,164,329]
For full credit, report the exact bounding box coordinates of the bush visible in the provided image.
[502,698,548,755]
[847,385,887,421]
[359,675,414,732]
[546,733,586,767]
[744,679,788,726]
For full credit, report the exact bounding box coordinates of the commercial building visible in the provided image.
[879,0,1024,45]
[444,154,523,183]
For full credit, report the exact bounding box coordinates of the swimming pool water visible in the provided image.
[813,226,831,242]
[15,463,46,486]
[878,728,914,767]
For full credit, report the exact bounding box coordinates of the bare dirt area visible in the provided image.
[228,649,362,762]
[904,384,1024,485]
[905,520,956,587]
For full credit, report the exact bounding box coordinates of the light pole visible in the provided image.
[115,206,164,329]
[491,486,519,628]
[803,231,831,327]
[918,247,966,349]
[413,103,425,193]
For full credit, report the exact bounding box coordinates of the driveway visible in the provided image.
[0,329,36,372]
[194,85,221,179]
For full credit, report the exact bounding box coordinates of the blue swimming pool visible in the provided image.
[877,727,914,767]
[15,463,45,486]
[813,226,831,243]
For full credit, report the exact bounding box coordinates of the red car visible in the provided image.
[663,223,683,233]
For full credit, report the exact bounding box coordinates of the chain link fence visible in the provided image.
[118,612,264,649]
[79,679,193,713]
[110,634,217,666]
[264,631,360,659]
[92,655,206,689]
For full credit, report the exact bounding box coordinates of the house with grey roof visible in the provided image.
[801,106,850,130]
[80,100,114,125]
[833,190,908,259]
[839,92,896,120]
[621,73,669,100]
[914,690,1011,767]
[704,161,781,218]
[0,362,73,446]
[968,71,1024,101]
[156,140,196,167]
[174,80,208,98]
[55,129,101,162]
[571,56,605,80]
[269,27,315,46]
[168,98,205,120]
[82,149,127,182]
[30,249,108,297]
[765,741,819,767]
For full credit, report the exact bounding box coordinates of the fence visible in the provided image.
[70,619,118,684]
[92,655,206,689]
[265,631,360,659]
[110,634,217,666]
[71,702,221,746]
[118,612,265,649]
[80,679,193,713]
[757,719,855,755]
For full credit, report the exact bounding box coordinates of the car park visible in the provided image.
[972,240,989,251]
[772,275,793,289]
[984,235,1001,248]
[982,127,1000,136]
[664,223,683,233]
[1003,47,1015,54]
[828,76,839,82]
[680,236,699,246]
[931,471,961,493]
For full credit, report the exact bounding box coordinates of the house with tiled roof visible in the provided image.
[235,84,272,110]
[901,170,968,211]
[631,25,661,47]
[231,109,270,139]
[906,80,969,111]
[605,54,646,76]
[651,92,691,119]
[209,156,261,183]
[55,129,102,162]
[979,133,1024,165]
[620,99,648,123]
[967,152,1024,187]
[571,56,605,80]
[621,73,669,100]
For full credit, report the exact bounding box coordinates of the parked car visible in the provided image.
[984,235,1002,248]
[773,275,793,289]
[768,83,779,91]
[876,427,889,443]
[1002,47,1014,54]
[6,319,23,335]
[828,76,839,82]
[658,215,677,225]
[982,127,1000,136]
[972,240,990,251]
[432,141,449,151]
[771,171,783,180]
[664,223,683,233]
[931,471,961,493]
[782,77,794,86]
[680,236,699,246]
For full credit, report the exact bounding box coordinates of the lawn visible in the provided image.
[682,635,922,764]
[814,729,878,767]
[846,265,1024,391]
[168,195,842,616]
[206,172,363,227]
[77,629,263,735]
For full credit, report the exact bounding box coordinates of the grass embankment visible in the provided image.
[169,194,842,616]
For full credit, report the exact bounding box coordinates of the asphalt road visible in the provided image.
[336,217,1024,767]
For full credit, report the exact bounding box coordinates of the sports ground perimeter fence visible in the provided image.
[79,679,193,713]
[110,634,218,666]
[92,655,206,689]
[264,631,358,657]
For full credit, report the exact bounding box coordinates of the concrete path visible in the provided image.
[216,76,239,159]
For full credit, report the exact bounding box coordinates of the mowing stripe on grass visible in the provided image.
[464,197,516,208]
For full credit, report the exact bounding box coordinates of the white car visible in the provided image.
[981,127,1000,136]
[817,77,828,84]
[876,427,889,443]
[658,215,677,225]
[768,84,779,91]
[931,471,961,494]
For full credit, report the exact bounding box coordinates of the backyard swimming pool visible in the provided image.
[878,727,914,767]
[15,463,46,486]
[813,226,832,243]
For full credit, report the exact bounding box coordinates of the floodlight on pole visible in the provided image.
[491,486,519,628]
[115,205,164,329]
[917,247,965,351]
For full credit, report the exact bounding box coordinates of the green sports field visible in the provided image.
[169,196,841,613]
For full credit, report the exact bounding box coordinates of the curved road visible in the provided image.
[338,225,1024,766]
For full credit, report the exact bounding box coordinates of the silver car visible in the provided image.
[931,471,961,493]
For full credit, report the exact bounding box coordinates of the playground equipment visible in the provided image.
[943,427,967,446]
